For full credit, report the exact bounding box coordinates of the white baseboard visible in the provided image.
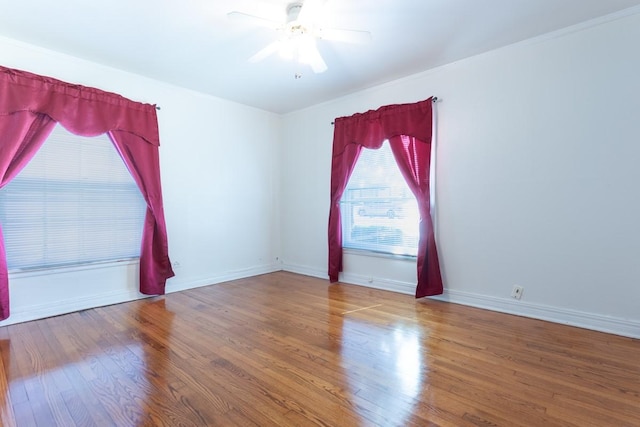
[340,271,416,295]
[0,289,148,327]
[281,263,640,339]
[431,289,640,340]
[280,262,326,280]
[166,263,282,293]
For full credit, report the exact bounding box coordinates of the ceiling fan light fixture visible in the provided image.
[230,0,369,74]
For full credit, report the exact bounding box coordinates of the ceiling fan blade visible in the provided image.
[249,41,281,63]
[318,28,372,44]
[297,0,327,26]
[299,41,327,73]
[309,55,328,74]
[227,11,281,30]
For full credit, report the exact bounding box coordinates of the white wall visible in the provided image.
[280,11,640,338]
[0,35,282,327]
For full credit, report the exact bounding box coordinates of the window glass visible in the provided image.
[0,125,147,271]
[340,142,419,256]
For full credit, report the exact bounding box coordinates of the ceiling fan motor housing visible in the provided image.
[286,2,306,35]
[286,3,303,23]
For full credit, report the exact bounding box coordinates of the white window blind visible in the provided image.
[0,125,147,271]
[340,141,419,256]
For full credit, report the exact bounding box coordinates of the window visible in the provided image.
[0,125,147,271]
[340,141,419,256]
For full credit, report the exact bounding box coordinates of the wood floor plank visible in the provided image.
[39,315,118,427]
[87,306,229,426]
[101,298,296,426]
[0,330,16,427]
[0,271,638,426]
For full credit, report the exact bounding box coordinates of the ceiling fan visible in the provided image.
[227,0,371,74]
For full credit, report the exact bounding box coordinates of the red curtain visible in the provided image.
[328,98,443,297]
[0,66,174,320]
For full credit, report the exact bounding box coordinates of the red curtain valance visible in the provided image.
[0,66,159,145]
[0,65,173,320]
[332,98,433,155]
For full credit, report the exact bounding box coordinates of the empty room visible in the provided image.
[0,0,639,425]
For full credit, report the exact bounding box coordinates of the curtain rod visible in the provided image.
[330,97,438,125]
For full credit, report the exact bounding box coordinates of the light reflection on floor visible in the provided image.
[339,314,425,426]
[0,299,173,426]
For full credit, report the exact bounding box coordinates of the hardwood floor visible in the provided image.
[0,271,638,426]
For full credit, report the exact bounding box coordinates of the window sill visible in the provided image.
[343,248,417,261]
[8,258,140,278]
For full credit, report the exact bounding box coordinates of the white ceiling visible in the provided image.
[1,0,639,114]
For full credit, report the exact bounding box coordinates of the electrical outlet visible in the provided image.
[511,285,524,300]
